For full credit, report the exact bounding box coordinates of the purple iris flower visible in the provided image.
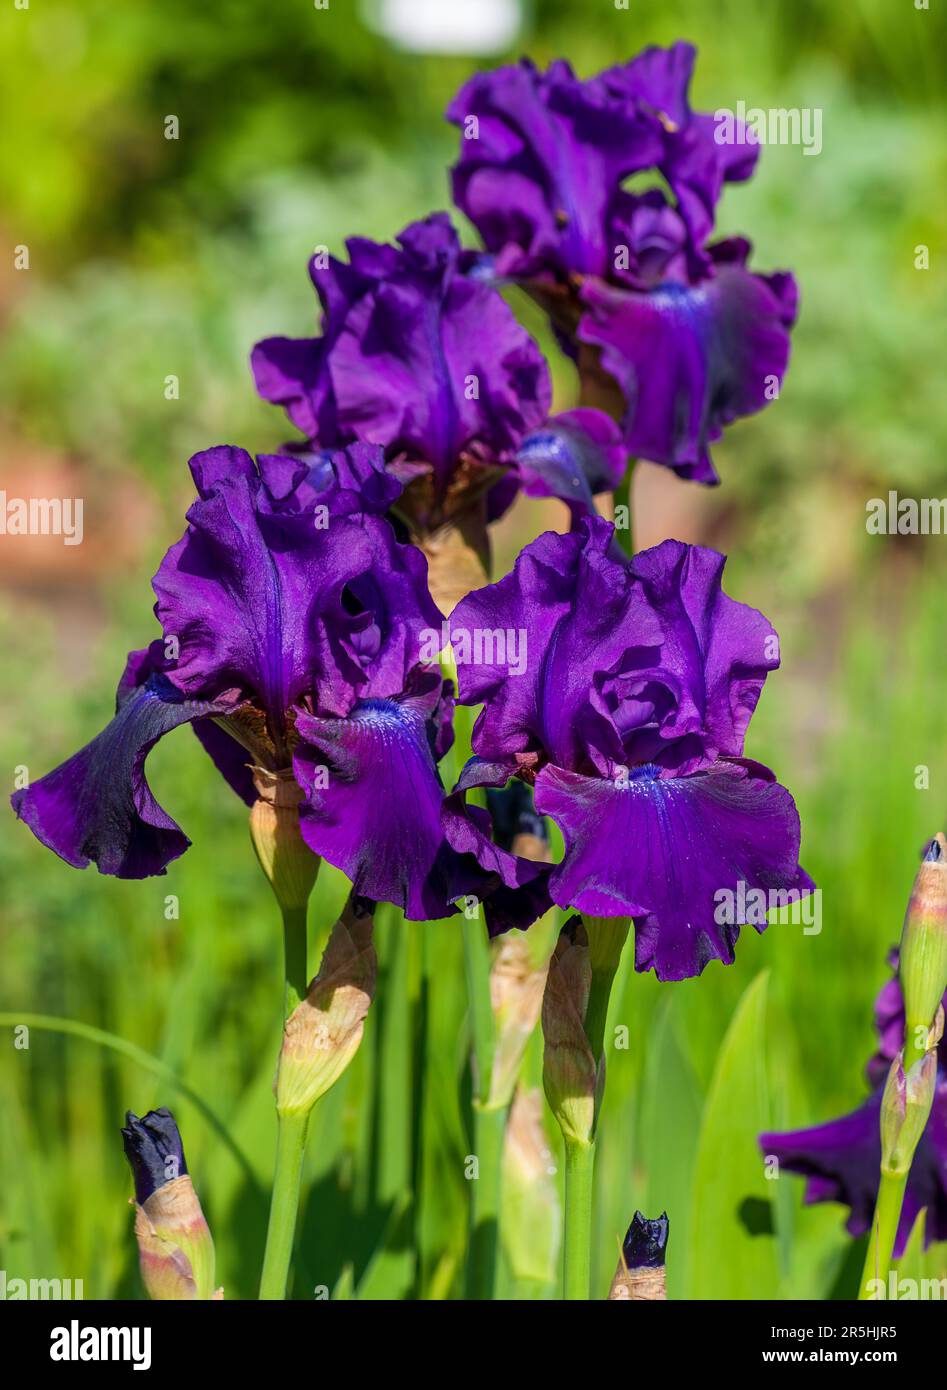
[760,959,947,1255]
[11,443,481,920]
[251,212,626,537]
[444,516,811,980]
[447,43,797,483]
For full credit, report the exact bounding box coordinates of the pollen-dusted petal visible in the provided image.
[534,760,811,981]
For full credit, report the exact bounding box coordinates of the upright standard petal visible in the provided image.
[448,59,665,279]
[450,517,662,774]
[153,444,441,734]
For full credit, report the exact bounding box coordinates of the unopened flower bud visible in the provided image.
[609,1211,669,1300]
[879,1049,938,1177]
[541,929,598,1145]
[121,1108,219,1300]
[249,766,320,912]
[276,898,376,1116]
[899,833,947,1053]
[487,923,556,1110]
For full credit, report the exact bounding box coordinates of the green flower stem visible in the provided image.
[612,467,633,557]
[466,1101,508,1300]
[858,1169,909,1299]
[259,1109,310,1299]
[259,901,311,1300]
[281,904,310,1015]
[463,913,496,1103]
[585,967,617,1068]
[563,1139,595,1300]
[462,912,500,1298]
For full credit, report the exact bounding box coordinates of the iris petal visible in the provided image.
[11,662,239,878]
[534,760,811,981]
[293,688,478,920]
[578,255,797,481]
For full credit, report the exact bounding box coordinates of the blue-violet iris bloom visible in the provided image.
[251,212,626,543]
[444,516,812,980]
[12,444,481,920]
[760,957,947,1255]
[447,42,797,482]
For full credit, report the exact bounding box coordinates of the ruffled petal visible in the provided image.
[626,539,779,759]
[448,59,665,280]
[250,336,329,441]
[327,220,550,490]
[152,445,441,735]
[293,680,476,920]
[578,253,798,481]
[450,517,662,774]
[254,214,552,503]
[533,760,811,981]
[596,43,760,250]
[11,655,239,878]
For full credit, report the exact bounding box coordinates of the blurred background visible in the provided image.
[1,0,945,1299]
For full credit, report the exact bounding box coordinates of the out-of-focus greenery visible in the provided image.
[1,0,946,1299]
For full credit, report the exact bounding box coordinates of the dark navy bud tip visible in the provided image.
[622,1210,670,1269]
[923,836,943,863]
[121,1106,188,1206]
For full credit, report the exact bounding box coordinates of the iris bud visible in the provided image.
[487,919,558,1110]
[609,1212,667,1295]
[899,832,947,1059]
[609,1211,669,1300]
[249,766,320,912]
[276,898,376,1117]
[541,930,598,1146]
[121,1108,219,1300]
[879,1046,939,1178]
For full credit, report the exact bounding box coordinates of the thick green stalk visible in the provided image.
[563,1140,595,1300]
[259,902,310,1299]
[466,1102,508,1299]
[858,1169,909,1299]
[463,914,496,1102]
[281,904,309,1015]
[612,468,633,557]
[462,912,500,1298]
[259,1110,310,1299]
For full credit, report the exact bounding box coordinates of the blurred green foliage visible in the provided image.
[1,0,946,1299]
